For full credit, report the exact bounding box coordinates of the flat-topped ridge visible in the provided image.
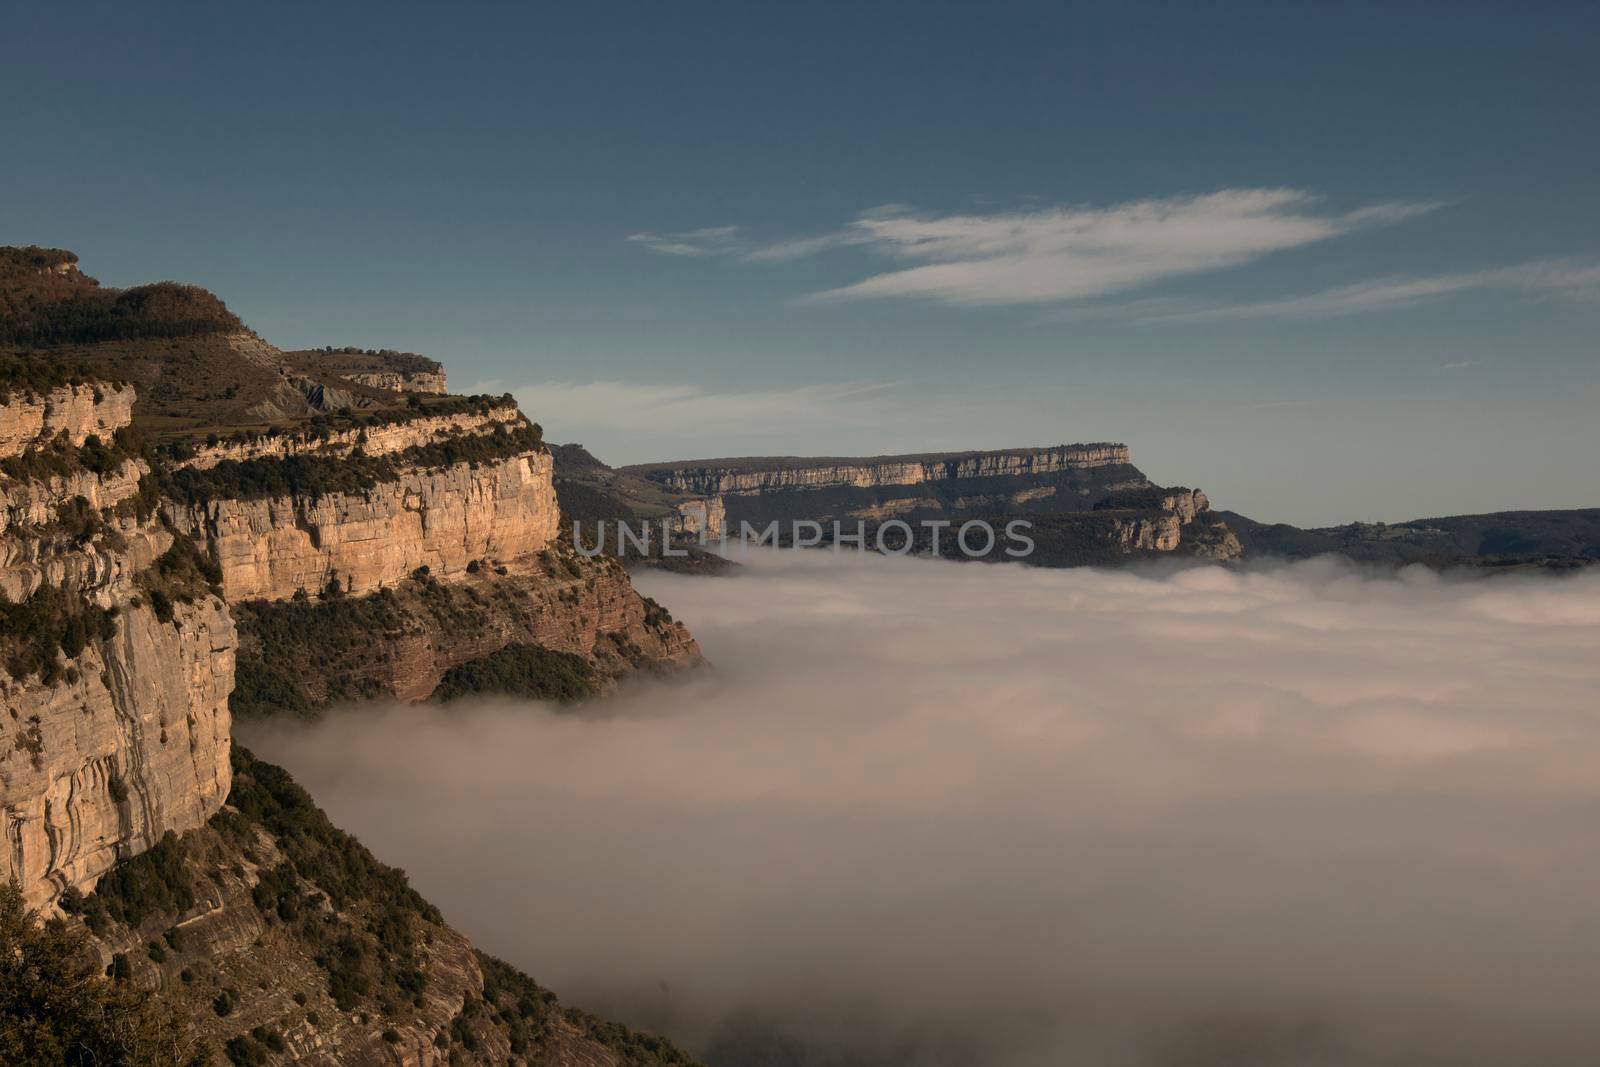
[624,442,1129,475]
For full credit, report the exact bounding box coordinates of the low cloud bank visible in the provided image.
[244,551,1600,1066]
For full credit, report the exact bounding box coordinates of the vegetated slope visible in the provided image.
[1217,508,1600,569]
[552,443,738,574]
[57,747,698,1066]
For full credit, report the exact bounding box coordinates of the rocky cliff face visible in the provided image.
[174,404,524,471]
[0,383,135,457]
[344,370,449,395]
[0,598,234,910]
[0,384,235,910]
[168,451,561,601]
[633,443,1134,495]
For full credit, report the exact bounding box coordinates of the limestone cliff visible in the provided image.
[0,384,235,910]
[631,443,1135,496]
[0,382,135,457]
[0,246,703,1065]
[168,450,562,601]
[622,443,1238,563]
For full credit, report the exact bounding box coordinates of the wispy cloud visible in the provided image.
[1439,360,1479,370]
[1141,259,1600,323]
[630,189,1442,307]
[625,226,744,257]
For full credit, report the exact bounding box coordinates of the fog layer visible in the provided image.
[244,551,1600,1066]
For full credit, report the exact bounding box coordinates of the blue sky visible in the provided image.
[4,2,1597,524]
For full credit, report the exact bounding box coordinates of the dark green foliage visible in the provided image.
[222,1034,265,1065]
[0,582,119,683]
[221,748,441,925]
[92,831,196,929]
[229,588,414,719]
[430,643,600,704]
[156,421,544,505]
[0,424,142,484]
[0,880,211,1066]
[0,355,106,397]
[0,278,243,347]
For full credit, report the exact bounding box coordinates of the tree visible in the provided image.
[0,880,212,1066]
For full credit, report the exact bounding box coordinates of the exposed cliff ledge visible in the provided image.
[172,403,525,471]
[231,544,700,717]
[168,451,561,601]
[344,370,449,395]
[629,443,1133,495]
[0,383,135,458]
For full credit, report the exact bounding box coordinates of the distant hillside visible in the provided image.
[1219,508,1600,569]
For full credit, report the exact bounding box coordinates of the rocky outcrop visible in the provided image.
[232,544,700,715]
[344,369,449,395]
[168,451,561,601]
[173,404,525,470]
[670,496,726,541]
[0,383,134,457]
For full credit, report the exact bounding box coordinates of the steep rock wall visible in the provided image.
[169,451,560,601]
[634,444,1133,495]
[175,406,521,471]
[0,381,234,910]
[343,369,449,395]
[0,383,135,457]
[0,599,235,909]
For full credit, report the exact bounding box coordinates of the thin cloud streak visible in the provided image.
[1141,258,1600,322]
[630,190,1443,307]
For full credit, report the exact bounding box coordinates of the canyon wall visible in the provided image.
[174,404,523,470]
[0,382,135,457]
[0,384,235,910]
[168,450,561,601]
[632,443,1134,496]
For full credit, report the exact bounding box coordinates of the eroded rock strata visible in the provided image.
[0,245,702,1064]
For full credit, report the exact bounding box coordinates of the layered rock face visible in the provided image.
[0,599,234,910]
[0,383,135,457]
[174,405,525,470]
[169,450,561,601]
[670,495,726,540]
[344,369,449,395]
[633,443,1133,496]
[625,444,1151,537]
[0,384,235,910]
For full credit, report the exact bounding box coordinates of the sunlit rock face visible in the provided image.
[0,383,234,910]
[168,451,561,601]
[0,383,135,458]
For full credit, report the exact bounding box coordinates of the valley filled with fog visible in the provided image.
[246,550,1600,1066]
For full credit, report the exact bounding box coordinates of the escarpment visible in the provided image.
[630,443,1135,496]
[166,447,562,601]
[1,246,705,1064]
[621,444,1239,564]
[0,382,135,457]
[0,382,234,911]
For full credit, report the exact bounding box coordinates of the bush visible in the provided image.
[0,881,209,1065]
[430,644,599,704]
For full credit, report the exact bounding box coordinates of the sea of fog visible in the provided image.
[243,549,1600,1066]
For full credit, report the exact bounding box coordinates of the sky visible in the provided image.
[4,2,1598,525]
[247,549,1600,1065]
